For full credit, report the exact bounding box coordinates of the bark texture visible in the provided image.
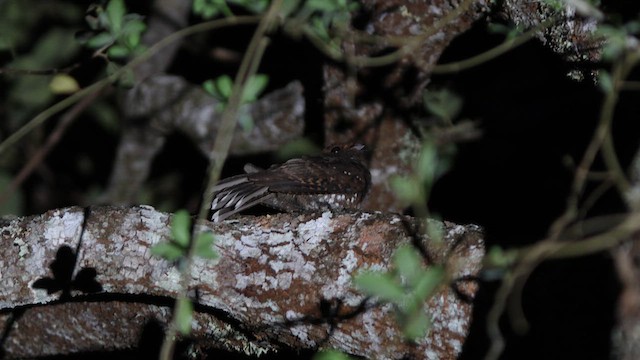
[0,206,484,359]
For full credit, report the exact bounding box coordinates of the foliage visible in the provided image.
[202,74,269,131]
[354,244,446,340]
[193,0,268,18]
[391,140,454,210]
[151,210,219,262]
[313,349,355,360]
[422,88,463,124]
[76,0,147,60]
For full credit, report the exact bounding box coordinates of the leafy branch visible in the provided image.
[482,17,640,360]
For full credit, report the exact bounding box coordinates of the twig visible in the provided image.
[0,15,262,156]
[157,3,283,360]
[483,46,640,360]
[0,88,108,206]
[432,17,558,74]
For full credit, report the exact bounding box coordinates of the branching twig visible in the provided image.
[0,15,262,156]
[0,88,108,206]
[483,46,640,360]
[432,17,558,74]
[157,3,284,359]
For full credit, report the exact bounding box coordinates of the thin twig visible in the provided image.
[157,3,282,360]
[432,17,558,74]
[483,47,640,360]
[0,88,108,206]
[0,15,262,156]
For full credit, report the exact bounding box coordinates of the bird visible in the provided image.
[210,143,371,222]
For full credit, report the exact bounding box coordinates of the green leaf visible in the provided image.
[313,349,353,360]
[238,113,254,132]
[393,245,422,286]
[354,271,405,303]
[423,88,462,122]
[107,44,130,58]
[117,67,136,88]
[87,32,114,49]
[413,266,445,300]
[598,70,613,93]
[151,242,185,261]
[402,309,431,340]
[176,297,194,335]
[215,75,234,99]
[195,232,218,259]
[426,220,445,243]
[390,176,422,205]
[242,74,269,103]
[280,0,301,17]
[202,79,217,97]
[231,0,268,13]
[122,19,147,48]
[485,245,517,269]
[416,142,437,184]
[106,0,126,32]
[171,210,192,247]
[307,0,339,12]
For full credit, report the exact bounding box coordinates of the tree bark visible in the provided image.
[0,206,484,359]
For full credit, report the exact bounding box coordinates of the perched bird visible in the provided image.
[210,144,371,222]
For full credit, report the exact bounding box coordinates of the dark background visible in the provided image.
[4,1,640,359]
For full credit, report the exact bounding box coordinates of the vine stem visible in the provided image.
[483,47,640,360]
[157,2,283,359]
[0,15,261,156]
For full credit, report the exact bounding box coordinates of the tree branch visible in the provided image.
[0,206,484,359]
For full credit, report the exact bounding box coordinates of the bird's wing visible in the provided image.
[245,157,368,194]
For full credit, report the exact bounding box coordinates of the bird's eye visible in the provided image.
[331,146,341,154]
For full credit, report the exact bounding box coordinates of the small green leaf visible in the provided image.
[416,143,437,184]
[87,32,114,49]
[307,0,339,12]
[413,266,445,300]
[280,0,301,17]
[122,20,147,48]
[393,245,422,286]
[50,74,80,94]
[390,176,422,205]
[313,349,353,360]
[107,44,130,58]
[485,245,518,269]
[202,79,217,97]
[238,113,254,132]
[598,70,613,93]
[151,242,185,261]
[195,232,218,259]
[487,22,512,35]
[176,297,194,335]
[106,0,126,32]
[232,0,268,13]
[242,74,269,103]
[106,61,120,76]
[171,210,192,248]
[423,88,462,122]
[117,67,136,88]
[215,75,233,99]
[402,309,431,340]
[354,271,405,303]
[425,221,445,244]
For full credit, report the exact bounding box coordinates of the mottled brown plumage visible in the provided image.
[210,144,371,221]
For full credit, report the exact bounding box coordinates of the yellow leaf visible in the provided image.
[49,74,80,94]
